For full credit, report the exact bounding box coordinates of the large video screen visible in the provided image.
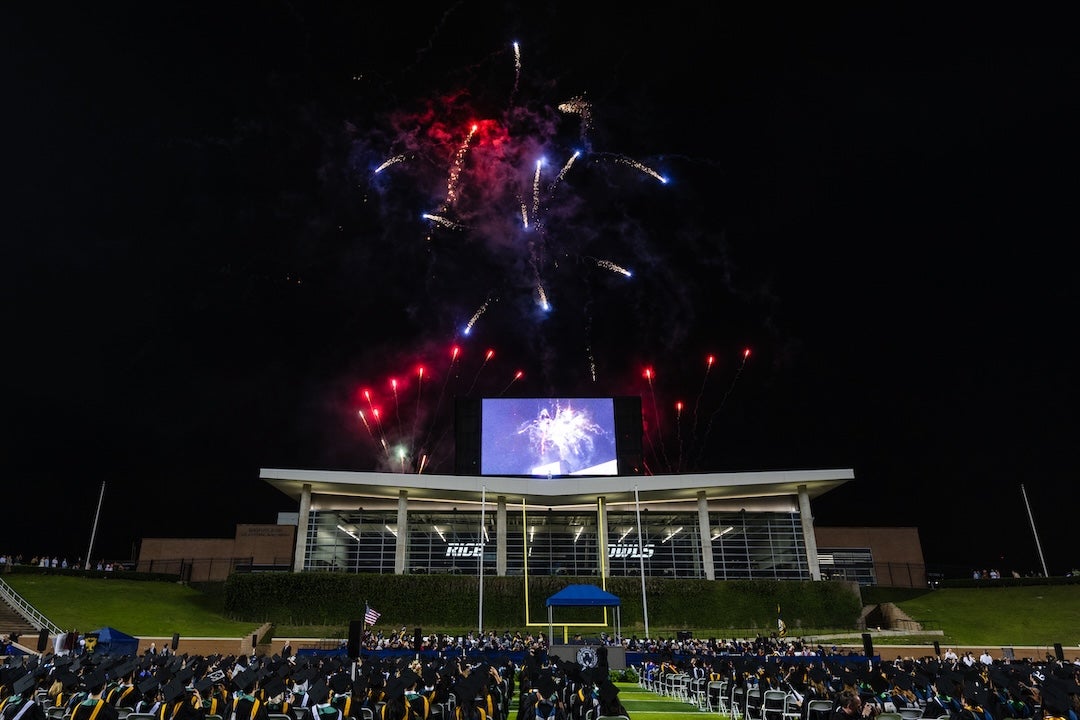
[480,397,620,476]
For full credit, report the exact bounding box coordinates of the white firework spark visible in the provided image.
[595,259,632,277]
[610,154,668,183]
[374,154,407,174]
[422,213,464,230]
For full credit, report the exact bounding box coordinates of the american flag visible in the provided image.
[364,604,381,626]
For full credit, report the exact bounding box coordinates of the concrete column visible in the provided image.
[798,484,821,580]
[292,483,312,572]
[497,496,507,576]
[697,490,715,580]
[395,490,408,574]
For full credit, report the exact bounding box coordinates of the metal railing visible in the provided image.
[0,576,62,635]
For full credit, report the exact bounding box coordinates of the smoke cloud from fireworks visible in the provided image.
[334,40,752,475]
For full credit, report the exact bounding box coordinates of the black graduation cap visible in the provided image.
[83,670,109,693]
[306,679,330,706]
[113,660,139,679]
[455,671,487,702]
[262,676,287,700]
[138,677,160,695]
[288,667,310,686]
[14,673,37,696]
[532,673,558,701]
[176,668,195,686]
[1038,676,1078,718]
[962,680,990,708]
[597,679,620,705]
[233,669,257,692]
[809,666,830,683]
[162,679,187,704]
[384,675,409,701]
[863,669,889,694]
[194,678,214,694]
[892,674,914,691]
[935,670,961,698]
[329,673,351,694]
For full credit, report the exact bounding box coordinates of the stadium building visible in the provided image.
[258,467,856,581]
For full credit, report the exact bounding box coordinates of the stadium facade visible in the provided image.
[259,467,855,581]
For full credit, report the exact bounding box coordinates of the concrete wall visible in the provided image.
[137,524,295,581]
[815,526,927,588]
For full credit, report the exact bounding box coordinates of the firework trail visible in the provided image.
[532,159,542,220]
[674,400,685,473]
[412,365,425,444]
[358,409,373,438]
[363,388,388,453]
[550,151,580,195]
[557,95,593,141]
[600,153,668,184]
[642,367,671,472]
[422,213,465,231]
[499,370,524,396]
[463,297,493,336]
[374,154,407,174]
[441,123,478,212]
[419,346,461,462]
[390,377,402,436]
[592,258,632,277]
[692,347,752,470]
[535,282,550,311]
[510,41,522,104]
[465,348,495,397]
[691,354,715,442]
[346,40,746,474]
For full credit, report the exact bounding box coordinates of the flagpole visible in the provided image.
[478,485,487,635]
[1021,484,1049,577]
[635,485,650,639]
[84,481,106,570]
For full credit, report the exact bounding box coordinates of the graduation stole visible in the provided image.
[381,697,411,720]
[76,699,108,720]
[232,695,261,720]
[6,698,38,720]
[454,705,484,720]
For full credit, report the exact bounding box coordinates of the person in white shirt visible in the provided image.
[943,648,958,663]
[979,650,994,665]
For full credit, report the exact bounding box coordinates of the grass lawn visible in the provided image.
[3,575,260,636]
[4,575,1079,647]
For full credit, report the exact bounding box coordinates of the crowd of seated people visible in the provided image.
[0,630,640,720]
[3,631,1079,720]
[640,638,1080,720]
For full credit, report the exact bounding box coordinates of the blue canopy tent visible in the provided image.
[545,584,621,643]
[91,626,140,656]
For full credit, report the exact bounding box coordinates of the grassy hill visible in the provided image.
[3,574,1079,646]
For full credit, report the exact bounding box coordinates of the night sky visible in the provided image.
[5,3,1078,577]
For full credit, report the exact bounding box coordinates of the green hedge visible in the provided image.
[222,573,862,630]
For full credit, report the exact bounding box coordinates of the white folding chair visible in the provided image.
[761,690,789,720]
[708,680,729,715]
